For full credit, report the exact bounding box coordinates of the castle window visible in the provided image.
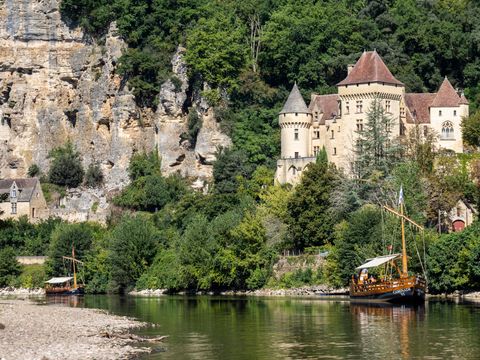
[314,130,320,139]
[356,119,363,132]
[11,189,16,198]
[454,110,457,116]
[333,147,337,155]
[294,128,299,140]
[315,112,319,120]
[385,100,391,113]
[331,130,334,139]
[314,146,320,156]
[400,107,405,117]
[292,167,296,175]
[346,102,350,114]
[400,123,406,136]
[295,113,298,116]
[11,202,16,214]
[294,152,299,159]
[441,121,454,140]
[356,101,363,113]
[439,110,442,116]
[424,126,428,137]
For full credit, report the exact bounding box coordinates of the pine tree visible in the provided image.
[354,98,403,180]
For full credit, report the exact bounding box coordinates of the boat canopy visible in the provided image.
[355,254,401,270]
[45,277,73,284]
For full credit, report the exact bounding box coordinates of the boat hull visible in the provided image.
[45,287,85,296]
[350,276,426,304]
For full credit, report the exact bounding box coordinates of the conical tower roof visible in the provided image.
[459,93,469,105]
[337,50,404,86]
[280,83,311,114]
[431,77,461,107]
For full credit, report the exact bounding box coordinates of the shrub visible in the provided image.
[0,247,21,287]
[48,142,84,188]
[85,163,104,187]
[27,164,40,177]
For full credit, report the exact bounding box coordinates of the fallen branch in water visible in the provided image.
[98,332,168,343]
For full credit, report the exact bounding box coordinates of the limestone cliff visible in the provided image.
[0,1,230,221]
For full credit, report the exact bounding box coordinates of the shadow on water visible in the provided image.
[41,295,480,360]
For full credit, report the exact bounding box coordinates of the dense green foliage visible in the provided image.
[48,142,85,188]
[27,164,40,178]
[0,247,21,287]
[85,163,104,187]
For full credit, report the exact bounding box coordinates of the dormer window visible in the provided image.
[11,188,16,198]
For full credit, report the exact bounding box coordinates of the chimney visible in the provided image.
[347,64,355,75]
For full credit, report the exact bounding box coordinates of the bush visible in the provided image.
[9,264,46,289]
[27,164,40,177]
[128,151,161,181]
[48,142,84,188]
[85,163,104,187]
[0,247,21,287]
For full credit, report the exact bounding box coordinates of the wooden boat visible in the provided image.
[350,191,427,303]
[45,246,85,295]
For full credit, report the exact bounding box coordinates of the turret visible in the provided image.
[279,83,312,159]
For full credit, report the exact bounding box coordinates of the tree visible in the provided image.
[46,222,100,277]
[0,247,21,287]
[128,151,161,181]
[109,215,160,292]
[287,148,337,249]
[213,148,254,194]
[27,164,40,178]
[461,111,480,148]
[354,98,403,180]
[85,163,104,187]
[48,142,84,188]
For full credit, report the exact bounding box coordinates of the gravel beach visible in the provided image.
[0,299,151,360]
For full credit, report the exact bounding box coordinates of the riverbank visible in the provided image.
[0,299,152,360]
[130,285,349,297]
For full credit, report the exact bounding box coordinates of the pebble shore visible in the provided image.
[0,299,151,360]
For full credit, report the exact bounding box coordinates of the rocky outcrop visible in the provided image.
[0,1,231,222]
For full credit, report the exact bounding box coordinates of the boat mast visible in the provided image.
[72,246,77,289]
[400,201,408,277]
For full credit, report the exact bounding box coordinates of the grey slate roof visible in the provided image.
[0,178,39,202]
[280,83,311,114]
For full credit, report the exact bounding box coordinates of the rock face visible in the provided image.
[0,1,231,222]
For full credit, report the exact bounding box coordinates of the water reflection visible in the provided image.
[48,296,480,360]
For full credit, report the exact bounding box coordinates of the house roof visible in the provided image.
[0,178,39,202]
[280,82,311,114]
[430,77,461,107]
[404,93,437,124]
[337,50,404,87]
[309,94,339,124]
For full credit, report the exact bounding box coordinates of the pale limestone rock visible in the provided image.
[0,2,231,221]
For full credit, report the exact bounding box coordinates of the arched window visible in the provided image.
[441,121,454,140]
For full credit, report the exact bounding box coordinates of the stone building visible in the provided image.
[448,198,477,232]
[276,50,469,184]
[0,178,48,222]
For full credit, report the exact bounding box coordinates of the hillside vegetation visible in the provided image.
[1,0,480,294]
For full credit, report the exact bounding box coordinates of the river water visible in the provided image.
[55,295,480,359]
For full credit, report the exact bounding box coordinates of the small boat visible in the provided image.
[350,189,427,303]
[45,246,85,295]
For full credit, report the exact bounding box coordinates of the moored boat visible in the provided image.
[45,246,85,295]
[350,189,427,303]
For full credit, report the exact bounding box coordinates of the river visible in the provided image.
[49,295,480,359]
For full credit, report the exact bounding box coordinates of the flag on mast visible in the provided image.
[398,186,404,206]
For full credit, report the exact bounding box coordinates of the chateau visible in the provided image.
[275,50,469,184]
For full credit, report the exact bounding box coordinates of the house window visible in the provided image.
[315,112,319,120]
[11,202,16,214]
[294,128,299,140]
[314,146,320,156]
[345,102,350,114]
[385,100,391,113]
[32,208,35,218]
[356,101,363,113]
[400,107,405,117]
[356,119,363,132]
[295,113,298,116]
[314,131,320,139]
[333,147,337,155]
[331,130,334,139]
[400,123,406,136]
[441,121,454,139]
[294,152,299,159]
[292,167,296,175]
[11,189,16,198]
[454,110,457,116]
[439,110,442,116]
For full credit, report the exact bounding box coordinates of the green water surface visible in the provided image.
[53,296,480,359]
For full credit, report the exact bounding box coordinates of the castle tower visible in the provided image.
[279,83,312,159]
[275,83,314,184]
